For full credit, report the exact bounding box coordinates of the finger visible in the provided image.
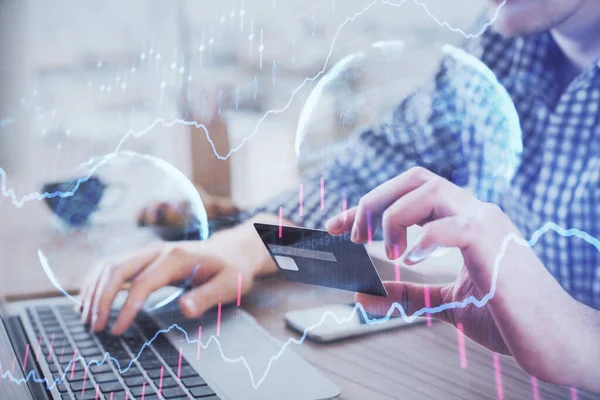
[402,208,506,287]
[352,167,436,243]
[355,281,451,323]
[379,177,473,259]
[80,266,104,324]
[76,263,103,313]
[110,248,207,335]
[88,249,161,332]
[179,270,248,319]
[325,207,357,235]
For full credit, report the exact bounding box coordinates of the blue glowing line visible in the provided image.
[1,221,595,390]
[0,0,506,208]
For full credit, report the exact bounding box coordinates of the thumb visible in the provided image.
[355,281,452,323]
[179,271,239,318]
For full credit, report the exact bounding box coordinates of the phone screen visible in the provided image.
[285,303,426,343]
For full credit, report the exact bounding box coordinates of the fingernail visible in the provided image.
[181,297,196,315]
[351,225,359,242]
[403,236,438,264]
[385,244,393,259]
[91,308,99,330]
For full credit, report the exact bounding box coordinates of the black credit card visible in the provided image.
[254,223,388,297]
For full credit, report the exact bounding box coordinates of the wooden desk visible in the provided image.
[0,201,596,399]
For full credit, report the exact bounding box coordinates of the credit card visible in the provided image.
[254,223,388,297]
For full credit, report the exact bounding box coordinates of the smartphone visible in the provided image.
[285,303,428,343]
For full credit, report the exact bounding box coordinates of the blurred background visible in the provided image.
[0,0,484,297]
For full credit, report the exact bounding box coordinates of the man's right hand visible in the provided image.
[77,214,280,336]
[136,184,240,228]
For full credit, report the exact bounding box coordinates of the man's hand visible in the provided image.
[137,184,239,228]
[78,214,279,336]
[325,167,597,389]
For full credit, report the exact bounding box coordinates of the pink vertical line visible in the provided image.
[47,333,55,362]
[457,323,467,369]
[82,367,89,396]
[493,353,504,400]
[570,387,578,400]
[22,343,30,371]
[367,209,372,244]
[59,337,67,362]
[299,184,304,217]
[110,392,114,400]
[177,347,183,380]
[141,382,147,400]
[158,366,164,397]
[70,350,77,380]
[393,245,401,282]
[125,393,129,400]
[423,285,432,327]
[236,272,242,307]
[278,207,283,238]
[35,335,43,362]
[94,386,99,400]
[10,355,16,375]
[216,302,222,337]
[342,195,347,214]
[320,177,324,210]
[196,326,202,360]
[531,377,540,400]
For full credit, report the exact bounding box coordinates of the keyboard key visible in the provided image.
[72,333,93,342]
[130,384,156,397]
[159,386,187,399]
[56,381,69,393]
[154,376,177,389]
[182,376,207,388]
[189,386,216,398]
[79,347,103,358]
[89,363,113,374]
[138,357,163,369]
[66,370,87,382]
[178,366,197,378]
[93,371,118,383]
[106,392,129,400]
[119,366,142,378]
[99,381,125,393]
[74,390,100,400]
[69,326,87,334]
[76,340,98,349]
[124,375,148,387]
[70,379,95,392]
[146,368,163,379]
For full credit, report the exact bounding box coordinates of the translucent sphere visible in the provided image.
[40,151,209,309]
[295,40,522,200]
[45,151,209,248]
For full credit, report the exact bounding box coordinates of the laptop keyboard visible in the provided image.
[25,305,220,400]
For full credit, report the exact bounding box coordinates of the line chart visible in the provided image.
[0,0,507,208]
[1,221,597,390]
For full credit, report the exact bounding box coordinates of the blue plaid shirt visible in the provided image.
[254,28,600,309]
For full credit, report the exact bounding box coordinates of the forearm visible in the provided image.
[566,301,600,392]
[488,254,600,392]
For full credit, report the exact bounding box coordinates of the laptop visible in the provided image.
[0,287,340,399]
